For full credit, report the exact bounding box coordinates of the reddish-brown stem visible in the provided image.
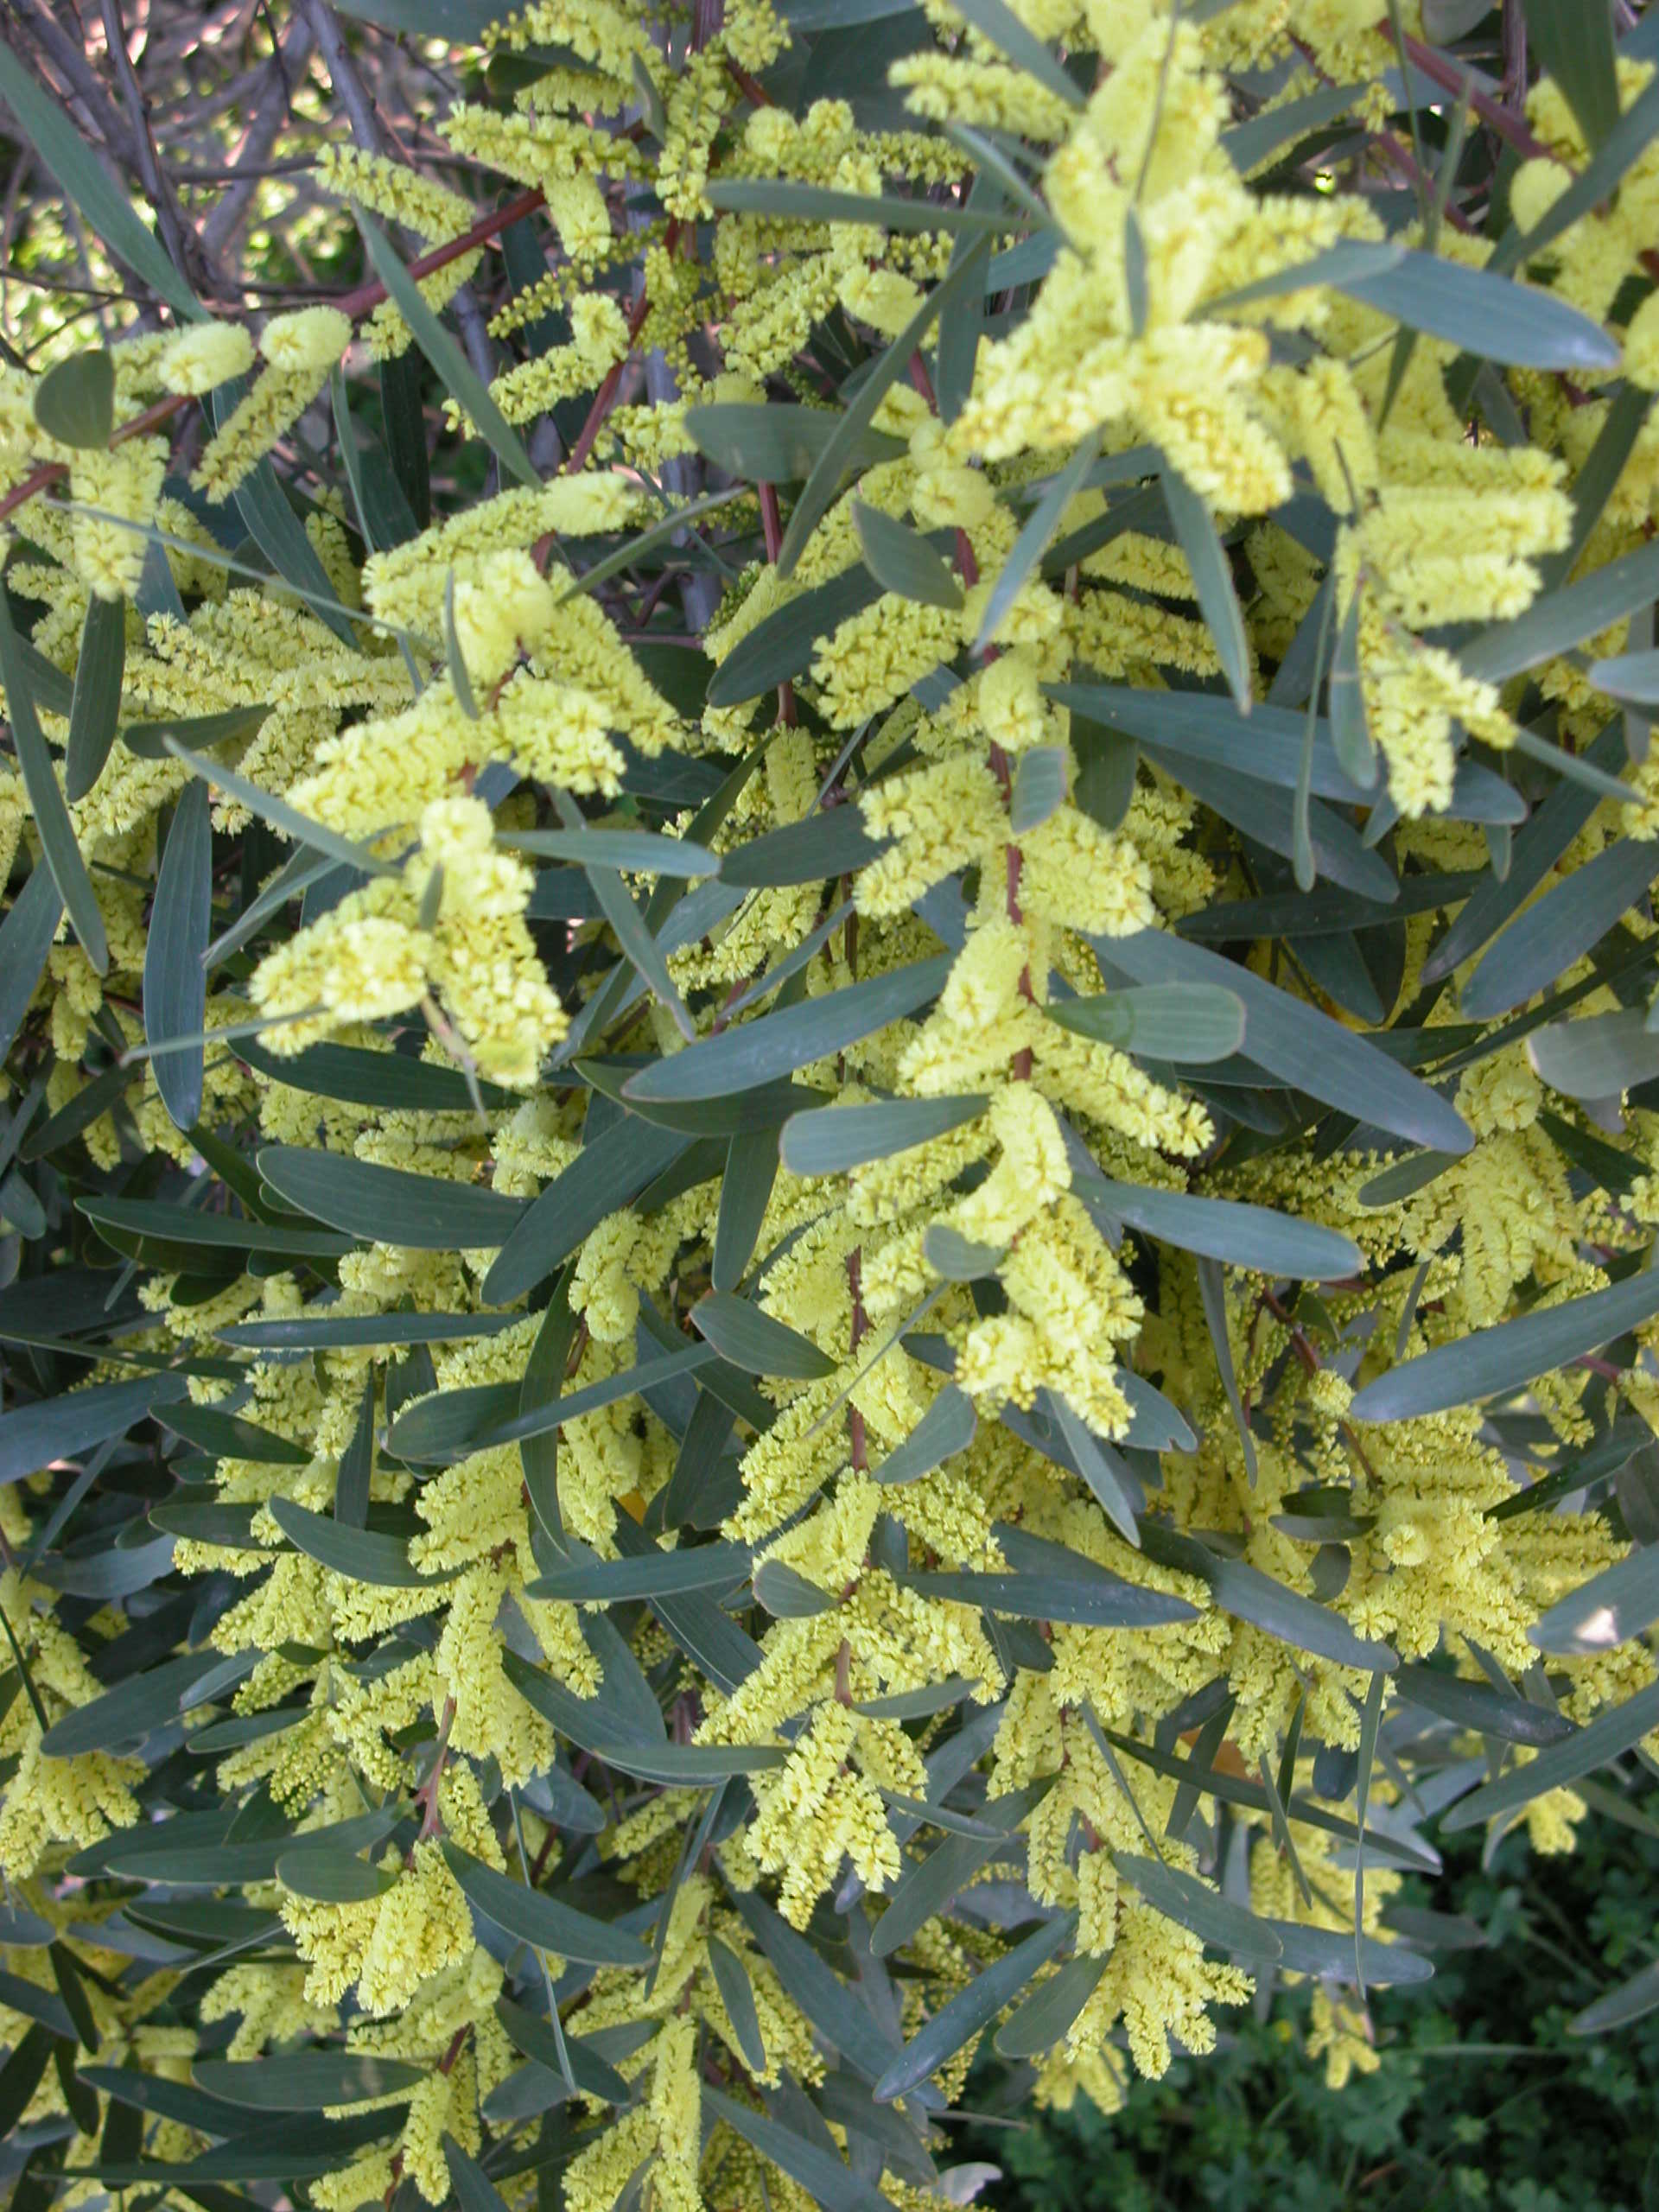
[333,183,548,317]
[1395,31,1553,162]
[563,218,681,476]
[758,480,784,561]
[847,1249,868,1473]
[411,1694,455,1845]
[724,59,772,107]
[987,741,1036,1075]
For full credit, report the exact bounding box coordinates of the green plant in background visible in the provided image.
[973,1818,1659,2211]
[3,0,1659,2206]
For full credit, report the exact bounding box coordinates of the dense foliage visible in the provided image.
[3,1,1659,2207]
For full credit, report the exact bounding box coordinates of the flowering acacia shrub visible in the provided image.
[4,0,1659,2202]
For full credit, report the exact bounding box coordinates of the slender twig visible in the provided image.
[98,0,206,290]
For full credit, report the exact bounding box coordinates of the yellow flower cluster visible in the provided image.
[9,5,1659,2210]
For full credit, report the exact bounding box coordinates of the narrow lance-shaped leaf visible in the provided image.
[874,1911,1077,2102]
[0,868,64,1070]
[1198,1255,1255,1485]
[1115,1854,1285,1964]
[781,1094,986,1178]
[257,1147,526,1249]
[1351,1267,1659,1425]
[519,1264,578,1553]
[1095,927,1472,1156]
[442,1842,653,1967]
[0,588,107,975]
[144,783,212,1132]
[950,0,1084,107]
[684,404,906,484]
[65,591,126,803]
[1461,838,1657,1020]
[1046,984,1245,1064]
[1338,247,1620,372]
[353,209,538,490]
[854,500,963,610]
[1523,0,1618,151]
[691,1291,836,1380]
[1529,1543,1659,1658]
[977,436,1095,652]
[1161,467,1252,712]
[1441,1675,1659,1832]
[269,1498,448,1591]
[166,737,398,878]
[624,955,953,1103]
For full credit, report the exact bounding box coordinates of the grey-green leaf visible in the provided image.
[993,1952,1109,2059]
[1529,1010,1659,1099]
[39,1647,223,1756]
[0,868,64,1068]
[691,1291,836,1379]
[1523,0,1618,151]
[854,501,963,609]
[874,1384,976,1484]
[874,1911,1076,2102]
[1096,927,1471,1155]
[65,592,126,804]
[1161,467,1251,711]
[778,248,988,577]
[194,2056,424,2110]
[1569,1961,1659,2037]
[1441,1676,1659,1831]
[781,1094,986,1178]
[702,2088,885,2212]
[684,404,906,485]
[0,41,202,322]
[443,2134,511,2212]
[1115,1854,1285,1963]
[525,1540,750,1603]
[1395,1664,1575,1745]
[442,1843,652,1966]
[1530,1544,1659,1658]
[1461,838,1656,1020]
[0,588,107,974]
[1462,534,1659,685]
[482,1116,690,1305]
[1009,745,1069,835]
[257,1147,526,1249]
[1046,983,1246,1063]
[950,0,1084,107]
[144,783,212,1132]
[707,1936,768,2076]
[34,350,115,448]
[978,437,1095,652]
[1071,1158,1362,1281]
[353,209,537,490]
[1350,1268,1659,1424]
[268,1499,448,1590]
[0,1370,188,1490]
[1339,247,1619,371]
